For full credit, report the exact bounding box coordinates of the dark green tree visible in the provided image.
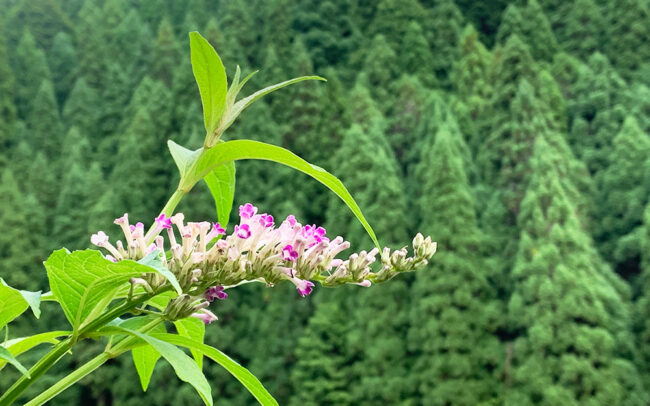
[595,116,650,276]
[13,29,52,118]
[150,18,180,87]
[48,31,77,105]
[357,35,398,112]
[400,22,437,87]
[26,79,64,158]
[427,0,465,84]
[559,0,604,59]
[409,123,502,406]
[506,137,645,405]
[604,0,650,80]
[0,24,16,157]
[62,78,99,136]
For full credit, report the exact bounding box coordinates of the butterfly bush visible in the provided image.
[91,203,436,324]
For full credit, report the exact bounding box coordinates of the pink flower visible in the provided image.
[282,244,299,261]
[191,309,218,325]
[295,279,315,297]
[213,222,226,235]
[234,224,251,239]
[259,214,274,228]
[114,214,129,225]
[239,203,257,219]
[286,215,297,227]
[205,286,228,302]
[155,214,172,229]
[129,222,144,232]
[91,231,109,246]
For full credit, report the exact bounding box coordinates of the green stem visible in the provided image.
[160,188,187,217]
[24,318,163,406]
[0,291,161,406]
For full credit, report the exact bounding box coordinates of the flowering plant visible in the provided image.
[0,32,435,406]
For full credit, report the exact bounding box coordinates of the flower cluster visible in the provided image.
[91,203,436,324]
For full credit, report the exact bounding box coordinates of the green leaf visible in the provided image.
[169,140,202,178]
[174,317,205,369]
[189,31,227,135]
[0,331,67,370]
[152,333,278,406]
[0,346,30,377]
[19,290,42,318]
[128,318,167,392]
[146,291,177,311]
[0,279,29,330]
[182,140,379,248]
[44,249,157,334]
[137,250,183,294]
[113,327,213,406]
[204,161,236,227]
[221,76,325,133]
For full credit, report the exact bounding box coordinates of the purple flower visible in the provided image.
[286,215,297,227]
[282,244,299,261]
[191,309,218,325]
[129,222,144,232]
[213,222,226,235]
[239,203,257,219]
[155,214,172,229]
[205,286,228,302]
[91,231,109,246]
[259,214,274,228]
[234,224,251,239]
[295,279,315,297]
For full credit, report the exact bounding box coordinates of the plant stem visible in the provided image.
[23,318,163,406]
[0,291,160,406]
[160,188,187,217]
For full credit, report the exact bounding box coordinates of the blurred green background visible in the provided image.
[1,0,650,404]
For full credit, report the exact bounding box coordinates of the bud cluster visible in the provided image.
[90,203,436,324]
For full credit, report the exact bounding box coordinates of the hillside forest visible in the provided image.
[1,0,650,405]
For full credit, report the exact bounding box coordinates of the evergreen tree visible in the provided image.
[48,31,77,105]
[496,1,558,61]
[75,0,108,90]
[409,123,502,406]
[357,35,398,112]
[0,24,16,156]
[150,18,180,87]
[369,0,426,51]
[604,0,650,80]
[109,10,152,90]
[427,0,465,84]
[400,22,437,88]
[62,77,99,136]
[595,116,650,276]
[506,137,645,406]
[26,79,64,158]
[559,0,604,60]
[568,53,627,174]
[635,203,650,390]
[0,170,39,290]
[12,29,52,118]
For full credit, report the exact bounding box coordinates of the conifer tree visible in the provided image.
[427,0,465,84]
[369,0,426,51]
[26,79,63,158]
[150,18,180,87]
[109,10,152,89]
[13,29,52,118]
[290,290,355,406]
[496,1,558,61]
[358,35,397,112]
[48,31,77,106]
[98,62,131,140]
[568,53,627,174]
[604,0,650,80]
[560,0,604,60]
[110,107,168,221]
[595,116,650,276]
[0,170,38,290]
[400,22,437,88]
[635,203,650,390]
[506,137,645,406]
[75,0,108,90]
[0,25,16,156]
[62,77,99,136]
[409,123,502,406]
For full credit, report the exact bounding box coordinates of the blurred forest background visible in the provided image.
[1,0,649,404]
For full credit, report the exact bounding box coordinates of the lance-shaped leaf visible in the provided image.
[204,161,236,227]
[169,140,202,178]
[44,249,169,334]
[189,31,227,135]
[0,331,67,370]
[0,279,30,330]
[179,140,379,248]
[220,76,325,133]
[111,326,213,406]
[124,317,167,392]
[0,346,30,377]
[152,333,278,406]
[174,317,205,369]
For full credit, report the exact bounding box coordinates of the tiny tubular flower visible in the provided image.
[259,214,274,228]
[234,224,251,239]
[205,285,228,302]
[191,309,219,325]
[239,203,257,219]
